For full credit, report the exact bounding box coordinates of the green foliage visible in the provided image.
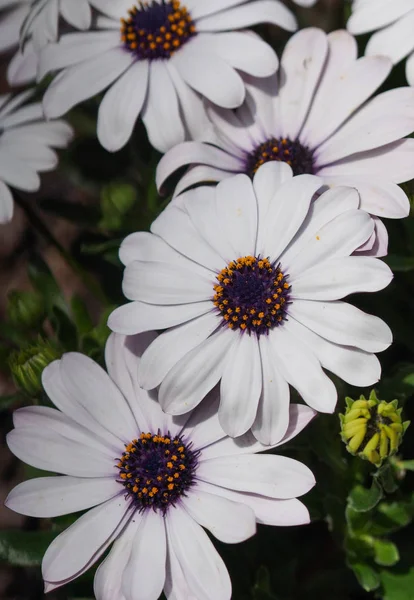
[0,530,57,567]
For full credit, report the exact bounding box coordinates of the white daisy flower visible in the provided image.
[0,89,73,223]
[108,164,393,443]
[157,28,414,257]
[347,0,414,86]
[5,332,316,599]
[38,0,297,153]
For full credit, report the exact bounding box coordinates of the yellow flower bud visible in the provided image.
[339,390,410,467]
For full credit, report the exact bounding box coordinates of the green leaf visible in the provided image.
[349,562,380,592]
[381,567,414,600]
[252,566,278,600]
[71,296,93,336]
[50,306,78,350]
[100,183,137,231]
[397,459,414,471]
[384,255,414,272]
[373,539,400,567]
[28,253,67,315]
[348,479,383,513]
[0,530,56,566]
[0,393,25,410]
[38,198,100,226]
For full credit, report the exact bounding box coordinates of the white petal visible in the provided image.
[61,0,91,29]
[195,480,310,526]
[253,161,293,223]
[365,10,414,64]
[201,403,316,460]
[42,494,130,584]
[138,311,220,390]
[279,28,328,139]
[122,510,166,600]
[0,180,13,223]
[108,300,212,334]
[197,454,315,499]
[292,256,393,300]
[182,488,256,543]
[219,334,262,437]
[316,87,414,165]
[94,517,140,600]
[43,47,133,118]
[406,51,414,85]
[141,60,185,153]
[173,165,234,197]
[251,334,290,445]
[59,353,137,442]
[215,174,258,257]
[196,31,278,77]
[182,391,226,450]
[186,0,245,19]
[271,325,338,413]
[279,186,360,267]
[98,60,149,152]
[122,259,214,304]
[156,141,241,193]
[164,540,198,600]
[301,35,391,148]
[166,505,232,600]
[172,37,245,108]
[289,299,392,352]
[159,328,235,415]
[347,0,414,34]
[6,476,121,518]
[286,316,382,387]
[318,138,414,184]
[151,202,225,271]
[195,0,297,33]
[259,174,323,261]
[7,45,38,87]
[286,209,374,277]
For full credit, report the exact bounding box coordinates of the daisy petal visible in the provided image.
[219,333,262,437]
[287,316,381,387]
[159,328,235,415]
[197,454,315,499]
[122,510,166,600]
[108,300,212,334]
[166,505,232,600]
[138,312,220,390]
[182,488,256,543]
[0,180,13,223]
[42,494,130,584]
[289,299,392,352]
[251,334,290,445]
[5,476,121,518]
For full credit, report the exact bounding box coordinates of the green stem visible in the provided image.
[14,194,109,305]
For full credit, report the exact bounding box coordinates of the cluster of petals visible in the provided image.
[109,163,393,444]
[36,0,307,153]
[0,0,99,86]
[5,331,316,599]
[157,28,414,258]
[347,0,414,86]
[0,89,73,223]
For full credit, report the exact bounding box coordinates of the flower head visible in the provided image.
[38,0,298,153]
[109,164,393,444]
[347,0,414,86]
[157,28,414,257]
[0,90,73,223]
[340,391,410,467]
[5,332,316,598]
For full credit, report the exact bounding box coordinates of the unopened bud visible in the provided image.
[340,390,410,467]
[9,340,61,397]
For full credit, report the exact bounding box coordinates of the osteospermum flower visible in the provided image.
[157,28,414,257]
[0,0,99,86]
[37,0,299,153]
[347,0,414,85]
[5,332,316,599]
[0,90,73,223]
[108,164,393,444]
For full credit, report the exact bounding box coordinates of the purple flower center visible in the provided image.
[245,137,315,177]
[213,256,291,337]
[121,0,196,60]
[117,431,199,513]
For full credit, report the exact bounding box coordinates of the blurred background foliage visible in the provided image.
[1,0,414,598]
